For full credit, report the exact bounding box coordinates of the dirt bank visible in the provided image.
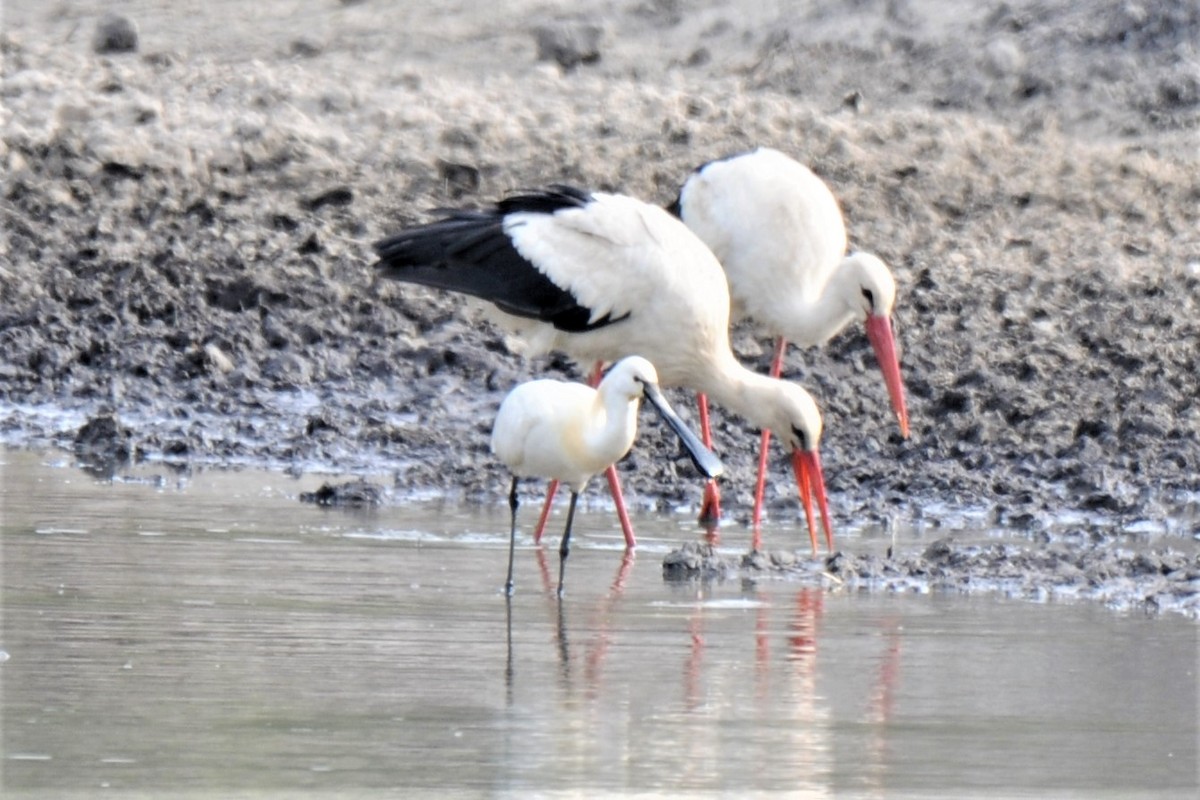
[2,2,1198,613]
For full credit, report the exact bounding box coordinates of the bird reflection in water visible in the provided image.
[503,555,905,792]
[505,544,636,702]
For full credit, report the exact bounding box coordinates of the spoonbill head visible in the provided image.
[492,356,723,596]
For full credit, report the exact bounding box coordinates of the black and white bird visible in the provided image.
[671,147,909,533]
[374,185,834,553]
[492,356,722,596]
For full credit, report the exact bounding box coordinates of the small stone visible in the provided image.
[742,550,770,570]
[825,551,852,574]
[437,160,480,197]
[262,352,313,386]
[74,413,132,462]
[303,187,354,211]
[770,550,797,568]
[983,38,1024,77]
[299,479,384,508]
[533,23,603,70]
[289,38,323,58]
[203,343,235,374]
[923,537,956,563]
[93,14,139,55]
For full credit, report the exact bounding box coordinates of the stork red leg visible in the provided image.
[605,463,636,548]
[697,393,722,527]
[750,428,772,552]
[532,480,558,545]
[750,338,789,547]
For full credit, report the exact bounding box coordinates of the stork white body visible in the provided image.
[494,194,755,394]
[672,148,910,534]
[491,356,722,596]
[672,147,908,431]
[677,148,852,335]
[375,185,834,553]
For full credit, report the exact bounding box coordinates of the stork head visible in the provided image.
[843,252,909,439]
[844,252,897,318]
[763,382,833,553]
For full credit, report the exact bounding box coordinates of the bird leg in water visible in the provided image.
[604,465,634,546]
[558,491,580,597]
[504,593,515,706]
[532,480,557,544]
[506,476,520,595]
[697,393,722,528]
[751,337,789,549]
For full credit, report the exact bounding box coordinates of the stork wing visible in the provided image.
[504,191,703,330]
[373,187,627,333]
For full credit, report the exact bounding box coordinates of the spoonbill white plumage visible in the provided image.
[670,147,909,532]
[374,185,835,553]
[492,356,722,596]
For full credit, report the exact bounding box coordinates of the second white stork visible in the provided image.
[374,185,835,553]
[670,147,910,533]
[493,356,723,596]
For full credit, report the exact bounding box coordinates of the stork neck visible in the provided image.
[699,350,782,434]
[783,259,860,346]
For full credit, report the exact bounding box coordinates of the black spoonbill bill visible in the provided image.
[671,147,909,533]
[492,356,723,596]
[373,185,834,553]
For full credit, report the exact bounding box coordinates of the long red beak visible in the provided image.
[864,313,910,438]
[791,449,833,554]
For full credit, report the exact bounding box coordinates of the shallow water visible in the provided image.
[1,450,1196,797]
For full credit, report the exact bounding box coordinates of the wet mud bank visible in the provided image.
[2,2,1198,613]
[664,539,1200,618]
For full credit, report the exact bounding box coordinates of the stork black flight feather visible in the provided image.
[373,186,626,333]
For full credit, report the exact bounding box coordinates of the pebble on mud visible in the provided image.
[92,14,140,54]
[663,541,737,580]
[532,22,604,70]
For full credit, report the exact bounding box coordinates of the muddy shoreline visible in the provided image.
[2,2,1198,614]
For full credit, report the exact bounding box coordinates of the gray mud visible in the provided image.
[664,538,1200,618]
[2,2,1198,613]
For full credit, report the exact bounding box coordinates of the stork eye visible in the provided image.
[861,288,875,308]
[790,424,808,451]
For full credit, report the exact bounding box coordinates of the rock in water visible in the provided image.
[74,413,133,464]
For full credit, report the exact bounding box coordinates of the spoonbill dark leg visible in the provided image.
[751,337,788,550]
[557,491,581,598]
[506,476,520,596]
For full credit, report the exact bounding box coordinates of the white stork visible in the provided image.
[670,147,909,534]
[374,185,835,553]
[492,356,722,596]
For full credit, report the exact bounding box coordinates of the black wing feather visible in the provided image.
[373,187,626,333]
